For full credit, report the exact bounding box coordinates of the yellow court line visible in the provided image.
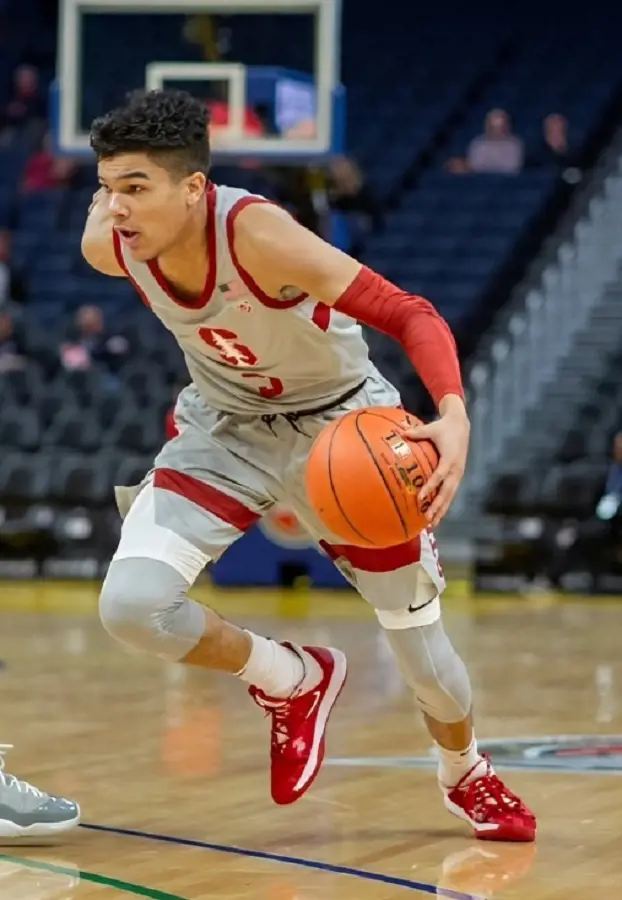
[0,579,619,619]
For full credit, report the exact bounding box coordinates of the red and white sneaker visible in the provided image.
[443,756,537,842]
[249,644,347,805]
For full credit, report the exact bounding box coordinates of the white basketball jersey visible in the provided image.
[113,184,376,414]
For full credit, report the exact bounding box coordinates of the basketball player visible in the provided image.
[82,89,535,842]
[0,746,80,837]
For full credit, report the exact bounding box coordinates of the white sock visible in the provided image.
[436,734,488,789]
[237,633,323,698]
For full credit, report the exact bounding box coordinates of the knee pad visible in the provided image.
[99,558,205,661]
[382,618,472,723]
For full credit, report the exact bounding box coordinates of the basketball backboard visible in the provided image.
[51,0,345,163]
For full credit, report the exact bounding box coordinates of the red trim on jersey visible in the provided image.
[154,468,260,532]
[319,536,422,572]
[311,302,331,332]
[147,184,218,310]
[226,196,310,309]
[333,266,465,408]
[112,228,152,309]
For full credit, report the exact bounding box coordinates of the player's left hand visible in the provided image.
[404,400,470,527]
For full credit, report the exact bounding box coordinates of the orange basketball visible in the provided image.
[305,407,439,548]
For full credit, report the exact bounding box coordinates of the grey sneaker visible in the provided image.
[0,746,80,838]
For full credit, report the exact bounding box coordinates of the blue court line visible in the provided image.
[81,822,482,900]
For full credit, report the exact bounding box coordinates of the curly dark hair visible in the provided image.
[90,88,210,177]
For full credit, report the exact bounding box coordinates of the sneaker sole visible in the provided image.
[281,648,348,804]
[0,807,81,839]
[444,796,536,842]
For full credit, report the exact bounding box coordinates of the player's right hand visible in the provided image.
[406,398,470,527]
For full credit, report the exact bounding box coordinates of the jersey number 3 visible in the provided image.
[198,326,284,398]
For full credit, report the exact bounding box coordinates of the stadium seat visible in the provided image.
[0,406,41,453]
[43,410,103,454]
[0,452,51,504]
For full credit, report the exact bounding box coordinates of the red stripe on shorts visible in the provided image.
[154,469,260,532]
[319,537,422,573]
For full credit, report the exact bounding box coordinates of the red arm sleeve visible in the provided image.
[333,266,464,408]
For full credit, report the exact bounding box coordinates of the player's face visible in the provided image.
[97,153,206,261]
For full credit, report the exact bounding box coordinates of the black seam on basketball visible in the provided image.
[354,413,409,541]
[363,411,414,432]
[326,415,373,544]
[416,440,438,477]
[364,411,415,427]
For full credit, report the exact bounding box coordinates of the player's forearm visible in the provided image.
[80,215,115,270]
[333,266,465,410]
[81,190,123,276]
[82,190,112,243]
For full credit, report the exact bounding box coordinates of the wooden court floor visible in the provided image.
[0,580,621,899]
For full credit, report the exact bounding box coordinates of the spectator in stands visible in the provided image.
[596,431,622,521]
[528,113,582,183]
[447,108,524,175]
[539,113,570,165]
[0,310,27,372]
[0,64,46,146]
[273,166,323,235]
[0,229,26,309]
[327,156,383,228]
[22,131,78,194]
[326,155,383,252]
[59,304,130,377]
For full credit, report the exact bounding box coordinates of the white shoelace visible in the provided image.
[0,745,44,798]
[253,697,292,749]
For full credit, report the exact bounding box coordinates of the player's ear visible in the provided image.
[184,171,206,208]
